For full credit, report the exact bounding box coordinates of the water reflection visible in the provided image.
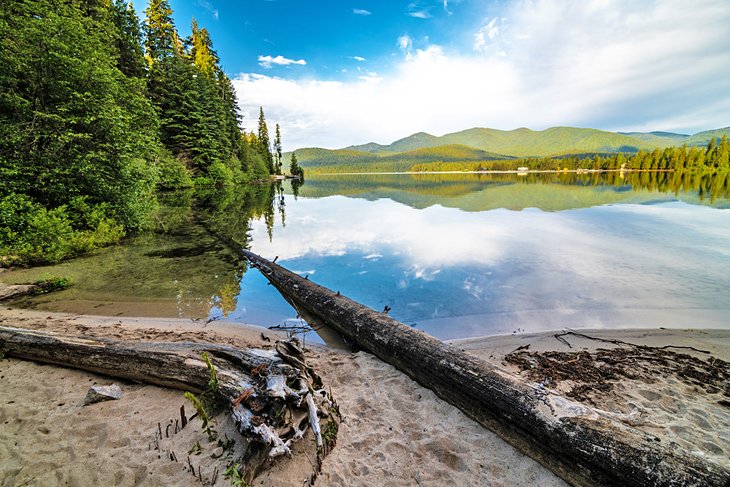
[5,172,730,341]
[5,184,289,319]
[289,171,730,210]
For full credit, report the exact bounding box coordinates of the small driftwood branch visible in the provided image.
[554,330,711,354]
[242,250,729,487]
[306,392,323,449]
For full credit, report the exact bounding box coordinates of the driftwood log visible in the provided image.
[0,326,330,481]
[242,250,729,487]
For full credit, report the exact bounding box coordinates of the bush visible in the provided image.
[206,161,235,186]
[156,150,194,189]
[0,194,125,265]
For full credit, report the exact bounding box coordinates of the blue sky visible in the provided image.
[164,0,730,150]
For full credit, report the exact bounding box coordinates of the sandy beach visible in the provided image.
[1,307,728,486]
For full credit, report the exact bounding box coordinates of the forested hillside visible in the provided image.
[289,126,730,174]
[410,140,730,173]
[0,0,280,265]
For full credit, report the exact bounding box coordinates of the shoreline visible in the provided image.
[310,168,677,176]
[1,307,728,485]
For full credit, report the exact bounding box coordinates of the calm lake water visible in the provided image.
[6,172,730,343]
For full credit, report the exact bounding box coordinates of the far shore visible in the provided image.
[311,168,677,176]
[1,306,728,486]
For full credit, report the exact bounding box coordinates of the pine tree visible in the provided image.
[111,0,146,78]
[290,152,304,179]
[0,0,160,262]
[257,107,273,174]
[274,123,282,175]
[189,18,218,77]
[144,0,177,63]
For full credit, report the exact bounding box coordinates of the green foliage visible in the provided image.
[0,194,125,265]
[1,0,279,264]
[30,275,73,295]
[184,391,217,441]
[224,463,247,487]
[202,351,220,397]
[274,124,283,175]
[289,152,304,178]
[183,351,222,441]
[257,107,274,174]
[0,0,159,229]
[144,0,178,61]
[155,150,194,189]
[322,416,339,449]
[111,0,146,78]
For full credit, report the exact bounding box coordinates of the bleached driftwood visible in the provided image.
[0,326,331,481]
[242,250,730,487]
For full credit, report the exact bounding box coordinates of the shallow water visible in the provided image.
[6,172,730,342]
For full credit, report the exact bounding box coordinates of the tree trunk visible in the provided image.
[0,326,325,482]
[242,250,729,487]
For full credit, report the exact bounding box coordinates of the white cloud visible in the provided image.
[408,10,432,19]
[358,70,382,83]
[350,56,366,61]
[234,0,730,149]
[196,0,219,20]
[353,8,371,16]
[397,34,412,51]
[257,55,307,68]
[473,17,502,52]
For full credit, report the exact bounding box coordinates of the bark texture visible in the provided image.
[0,326,330,481]
[242,250,729,487]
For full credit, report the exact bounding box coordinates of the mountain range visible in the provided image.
[286,126,730,172]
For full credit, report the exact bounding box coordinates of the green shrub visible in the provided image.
[205,161,234,186]
[31,275,73,294]
[0,194,125,265]
[156,151,194,189]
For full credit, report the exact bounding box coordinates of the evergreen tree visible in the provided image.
[189,19,218,77]
[257,107,274,173]
[0,0,159,263]
[110,0,146,78]
[274,123,283,175]
[290,152,304,179]
[144,0,177,63]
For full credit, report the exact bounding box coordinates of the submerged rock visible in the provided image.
[83,384,123,405]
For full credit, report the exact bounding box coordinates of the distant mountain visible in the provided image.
[346,127,674,157]
[289,144,511,172]
[290,126,730,171]
[617,131,689,144]
[684,127,730,147]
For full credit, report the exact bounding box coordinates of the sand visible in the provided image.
[1,307,728,486]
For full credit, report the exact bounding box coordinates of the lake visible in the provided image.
[6,172,730,344]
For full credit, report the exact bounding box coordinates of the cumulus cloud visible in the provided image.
[353,8,371,15]
[257,55,307,68]
[235,0,730,149]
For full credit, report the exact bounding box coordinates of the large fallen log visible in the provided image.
[242,250,729,487]
[0,326,332,482]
